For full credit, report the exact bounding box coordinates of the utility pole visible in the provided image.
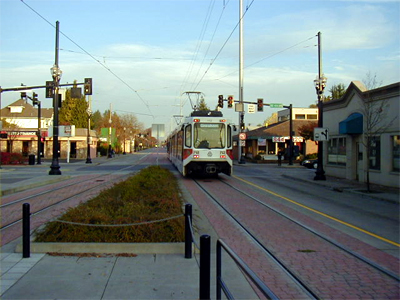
[238,0,245,164]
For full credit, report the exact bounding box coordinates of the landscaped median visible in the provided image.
[17,166,186,254]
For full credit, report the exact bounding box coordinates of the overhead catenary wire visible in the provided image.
[20,0,153,117]
[180,0,216,95]
[214,34,317,82]
[192,0,255,91]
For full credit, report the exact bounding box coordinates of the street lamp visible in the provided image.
[314,74,327,180]
[49,63,62,175]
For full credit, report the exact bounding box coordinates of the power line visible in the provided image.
[180,0,216,94]
[214,35,317,81]
[20,0,153,117]
[193,0,255,90]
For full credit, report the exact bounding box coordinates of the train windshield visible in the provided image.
[194,123,225,149]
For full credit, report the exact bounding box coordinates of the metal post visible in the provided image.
[216,241,222,300]
[184,203,192,259]
[314,31,326,180]
[22,203,30,258]
[86,95,92,163]
[199,234,211,300]
[37,101,41,164]
[49,21,62,175]
[238,0,245,164]
[289,104,293,165]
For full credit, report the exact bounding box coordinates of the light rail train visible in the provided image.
[167,110,234,176]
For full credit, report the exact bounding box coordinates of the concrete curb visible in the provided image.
[15,242,186,254]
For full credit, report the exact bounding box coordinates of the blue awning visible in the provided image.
[339,113,363,134]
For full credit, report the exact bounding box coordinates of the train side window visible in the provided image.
[185,125,192,147]
[227,125,232,148]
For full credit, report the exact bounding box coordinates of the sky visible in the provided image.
[1,0,399,134]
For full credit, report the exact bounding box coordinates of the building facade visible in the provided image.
[1,99,98,160]
[323,81,399,188]
[234,108,319,161]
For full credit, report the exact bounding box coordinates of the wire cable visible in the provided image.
[193,0,255,90]
[20,0,153,116]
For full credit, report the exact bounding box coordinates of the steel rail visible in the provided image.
[222,179,400,282]
[1,174,129,231]
[193,179,319,299]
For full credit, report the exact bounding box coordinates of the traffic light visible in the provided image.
[21,92,27,100]
[84,78,93,95]
[32,93,39,106]
[227,95,233,108]
[240,114,245,130]
[46,81,54,98]
[218,95,224,108]
[257,98,264,112]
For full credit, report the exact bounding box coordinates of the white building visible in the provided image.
[323,81,399,188]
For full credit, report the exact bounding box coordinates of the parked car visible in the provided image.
[301,159,318,169]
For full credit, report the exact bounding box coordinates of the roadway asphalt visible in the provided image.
[0,156,398,299]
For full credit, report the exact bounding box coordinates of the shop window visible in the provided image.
[392,135,399,172]
[307,114,317,119]
[369,136,381,170]
[295,114,306,120]
[328,137,346,165]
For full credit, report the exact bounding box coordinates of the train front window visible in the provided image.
[194,123,225,149]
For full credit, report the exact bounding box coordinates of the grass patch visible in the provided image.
[35,166,185,243]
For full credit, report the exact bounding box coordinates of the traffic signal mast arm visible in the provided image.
[1,78,92,98]
[0,82,85,93]
[218,97,289,108]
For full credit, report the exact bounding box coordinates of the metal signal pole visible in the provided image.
[238,0,245,164]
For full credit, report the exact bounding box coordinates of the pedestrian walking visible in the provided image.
[277,151,283,166]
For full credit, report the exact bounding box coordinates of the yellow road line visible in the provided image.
[233,175,400,248]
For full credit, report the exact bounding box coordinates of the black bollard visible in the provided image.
[22,203,30,258]
[199,234,211,300]
[184,203,192,259]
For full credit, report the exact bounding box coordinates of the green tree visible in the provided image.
[325,83,347,102]
[59,88,88,128]
[197,96,210,111]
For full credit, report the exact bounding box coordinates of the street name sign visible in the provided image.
[269,103,283,108]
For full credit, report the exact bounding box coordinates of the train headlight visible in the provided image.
[193,151,200,159]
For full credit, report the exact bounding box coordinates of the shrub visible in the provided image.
[35,166,185,243]
[1,152,26,165]
[305,153,318,159]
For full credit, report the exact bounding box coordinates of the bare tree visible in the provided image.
[360,73,397,192]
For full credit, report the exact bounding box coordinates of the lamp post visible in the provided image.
[49,63,62,175]
[314,75,327,180]
[86,107,92,164]
[123,127,126,155]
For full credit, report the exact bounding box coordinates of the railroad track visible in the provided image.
[192,176,400,299]
[0,156,156,246]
